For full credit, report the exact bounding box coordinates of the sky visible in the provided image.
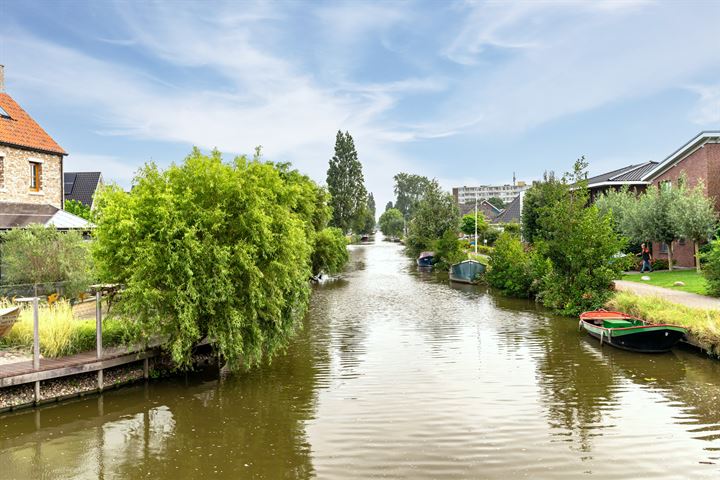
[1,0,719,210]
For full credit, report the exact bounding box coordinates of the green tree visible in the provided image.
[64,199,92,221]
[378,208,404,238]
[1,224,92,298]
[521,173,565,242]
[93,148,342,371]
[636,183,680,270]
[393,173,431,220]
[487,197,505,210]
[670,178,717,272]
[384,201,393,212]
[327,131,367,233]
[702,240,720,296]
[406,180,460,257]
[593,186,638,240]
[460,212,489,237]
[535,159,626,315]
[360,192,376,234]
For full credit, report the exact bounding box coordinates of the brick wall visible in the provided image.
[0,145,63,208]
[650,143,720,268]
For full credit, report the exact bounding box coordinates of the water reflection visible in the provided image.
[1,238,720,478]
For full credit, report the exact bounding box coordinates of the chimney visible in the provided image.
[0,65,4,93]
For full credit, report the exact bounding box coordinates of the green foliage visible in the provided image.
[406,180,460,257]
[432,230,465,270]
[378,208,404,238]
[594,186,637,239]
[529,158,626,315]
[702,240,720,297]
[521,172,565,243]
[483,227,501,246]
[64,199,92,221]
[476,245,494,255]
[1,301,137,358]
[503,223,521,236]
[357,192,376,234]
[327,131,368,233]
[384,201,393,212]
[487,232,533,297]
[460,212,489,236]
[670,178,717,271]
[487,197,505,210]
[393,173,431,220]
[0,224,92,298]
[311,227,349,275]
[92,148,339,371]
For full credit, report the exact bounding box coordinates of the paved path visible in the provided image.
[614,280,720,310]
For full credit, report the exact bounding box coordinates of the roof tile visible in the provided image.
[0,93,66,155]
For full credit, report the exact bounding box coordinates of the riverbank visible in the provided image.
[609,291,720,355]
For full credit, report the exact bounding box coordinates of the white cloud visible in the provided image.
[687,85,720,125]
[64,154,138,188]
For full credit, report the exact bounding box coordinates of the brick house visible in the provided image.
[585,131,720,267]
[0,65,90,230]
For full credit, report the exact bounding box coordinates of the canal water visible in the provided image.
[2,238,720,479]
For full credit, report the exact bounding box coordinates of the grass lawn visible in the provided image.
[621,269,709,295]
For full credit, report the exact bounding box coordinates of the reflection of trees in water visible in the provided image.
[0,299,333,479]
[533,319,620,454]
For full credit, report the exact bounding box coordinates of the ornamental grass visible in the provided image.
[1,300,135,358]
[608,292,720,355]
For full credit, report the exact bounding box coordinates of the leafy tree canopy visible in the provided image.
[93,148,342,371]
[406,180,460,257]
[378,208,404,238]
[487,197,505,210]
[384,201,393,212]
[460,212,489,236]
[393,173,431,220]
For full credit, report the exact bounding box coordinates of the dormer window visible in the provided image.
[30,161,41,191]
[0,105,10,119]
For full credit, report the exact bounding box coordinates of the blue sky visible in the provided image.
[1,0,719,209]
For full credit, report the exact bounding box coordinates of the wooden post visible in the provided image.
[96,291,103,391]
[33,296,40,403]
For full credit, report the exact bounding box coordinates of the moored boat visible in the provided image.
[449,260,485,284]
[0,306,20,337]
[417,251,435,267]
[579,309,686,353]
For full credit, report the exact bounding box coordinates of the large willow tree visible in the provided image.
[93,148,342,371]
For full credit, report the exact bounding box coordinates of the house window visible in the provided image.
[30,162,41,191]
[660,242,668,254]
[679,238,686,246]
[660,180,672,192]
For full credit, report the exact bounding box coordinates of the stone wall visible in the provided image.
[0,145,63,208]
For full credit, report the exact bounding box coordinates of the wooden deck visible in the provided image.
[0,345,159,388]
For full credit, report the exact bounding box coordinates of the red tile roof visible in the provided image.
[0,93,66,155]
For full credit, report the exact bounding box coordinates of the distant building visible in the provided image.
[453,181,528,206]
[64,172,103,208]
[458,199,503,221]
[493,192,524,226]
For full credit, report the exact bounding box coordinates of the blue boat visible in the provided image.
[449,260,485,284]
[417,251,435,267]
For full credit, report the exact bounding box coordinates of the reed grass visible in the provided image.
[1,300,137,358]
[609,292,720,355]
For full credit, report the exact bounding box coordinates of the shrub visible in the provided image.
[432,230,466,270]
[503,223,521,236]
[476,245,494,255]
[311,227,349,275]
[702,240,720,297]
[487,232,533,297]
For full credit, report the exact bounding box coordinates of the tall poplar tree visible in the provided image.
[327,130,367,233]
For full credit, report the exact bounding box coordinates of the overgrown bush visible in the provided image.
[476,245,494,255]
[487,232,533,297]
[311,227,349,275]
[432,230,465,269]
[702,240,720,297]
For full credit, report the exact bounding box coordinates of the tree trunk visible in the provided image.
[695,241,701,273]
[667,242,673,271]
